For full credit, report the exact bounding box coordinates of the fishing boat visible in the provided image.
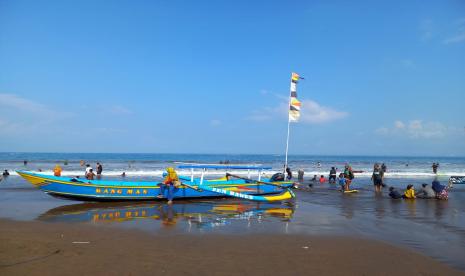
[16,164,295,202]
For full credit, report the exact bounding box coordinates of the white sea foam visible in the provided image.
[8,169,465,178]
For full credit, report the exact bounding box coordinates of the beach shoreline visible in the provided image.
[1,218,463,275]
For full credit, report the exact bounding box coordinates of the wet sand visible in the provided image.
[1,219,462,276]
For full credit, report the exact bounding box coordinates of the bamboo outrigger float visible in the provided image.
[17,164,296,202]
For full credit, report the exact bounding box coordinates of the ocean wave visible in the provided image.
[6,170,465,178]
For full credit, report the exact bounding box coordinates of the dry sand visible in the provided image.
[0,219,462,276]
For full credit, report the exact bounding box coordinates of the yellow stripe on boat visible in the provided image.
[17,171,48,187]
[263,189,294,201]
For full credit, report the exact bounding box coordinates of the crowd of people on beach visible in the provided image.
[388,179,451,200]
[288,161,451,199]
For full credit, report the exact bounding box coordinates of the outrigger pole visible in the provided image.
[284,72,302,171]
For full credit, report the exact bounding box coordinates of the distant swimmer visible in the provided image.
[121,172,126,177]
[53,165,62,176]
[2,170,9,176]
[64,160,68,165]
[80,160,85,166]
[23,160,27,166]
[329,167,337,183]
[432,163,439,174]
[317,162,321,168]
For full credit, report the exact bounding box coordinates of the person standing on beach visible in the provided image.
[297,168,304,183]
[96,162,103,179]
[432,163,439,174]
[86,169,95,180]
[53,165,62,176]
[285,167,293,180]
[337,173,346,191]
[371,163,383,193]
[85,164,92,177]
[329,167,337,183]
[380,163,387,183]
[343,165,354,191]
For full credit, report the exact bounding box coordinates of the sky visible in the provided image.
[0,0,464,156]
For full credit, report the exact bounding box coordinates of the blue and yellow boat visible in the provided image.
[17,164,295,202]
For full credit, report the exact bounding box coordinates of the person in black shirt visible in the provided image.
[329,167,337,183]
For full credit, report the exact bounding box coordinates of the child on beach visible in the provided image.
[337,173,346,191]
[403,184,416,199]
[319,175,327,183]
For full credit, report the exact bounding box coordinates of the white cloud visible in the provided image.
[376,120,455,139]
[300,100,348,123]
[394,120,405,129]
[443,18,465,44]
[246,99,348,124]
[443,31,465,44]
[0,93,73,135]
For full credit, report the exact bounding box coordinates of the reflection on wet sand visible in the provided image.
[37,199,295,229]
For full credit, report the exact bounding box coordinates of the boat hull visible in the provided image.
[17,171,293,202]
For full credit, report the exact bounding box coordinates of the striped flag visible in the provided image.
[289,72,302,122]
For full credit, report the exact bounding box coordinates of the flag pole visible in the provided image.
[285,72,302,173]
[284,93,291,171]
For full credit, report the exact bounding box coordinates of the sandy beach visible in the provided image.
[0,219,462,276]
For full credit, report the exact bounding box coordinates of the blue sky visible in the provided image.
[0,0,464,155]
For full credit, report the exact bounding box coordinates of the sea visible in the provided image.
[1,152,465,271]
